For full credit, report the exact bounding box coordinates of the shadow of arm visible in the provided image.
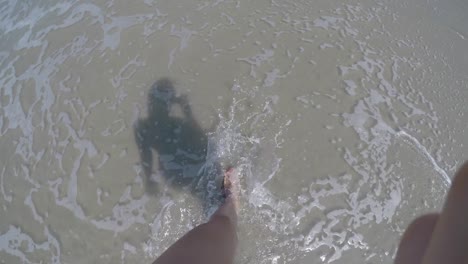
[176,95,203,130]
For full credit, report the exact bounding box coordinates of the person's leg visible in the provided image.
[421,162,468,264]
[395,161,468,264]
[153,169,239,264]
[394,214,438,264]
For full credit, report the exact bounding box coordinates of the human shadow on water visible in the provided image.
[134,78,222,216]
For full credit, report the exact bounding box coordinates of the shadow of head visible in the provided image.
[134,78,222,213]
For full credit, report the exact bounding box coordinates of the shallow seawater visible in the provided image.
[1,0,467,263]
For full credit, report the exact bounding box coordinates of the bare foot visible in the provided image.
[223,167,240,212]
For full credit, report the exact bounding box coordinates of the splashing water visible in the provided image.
[1,0,466,263]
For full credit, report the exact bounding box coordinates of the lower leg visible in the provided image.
[153,169,239,264]
[394,214,439,264]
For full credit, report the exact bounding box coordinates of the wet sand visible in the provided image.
[0,0,467,263]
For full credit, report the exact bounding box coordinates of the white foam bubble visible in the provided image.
[396,130,451,187]
[0,225,60,264]
[90,187,149,234]
[263,68,281,87]
[313,16,344,30]
[343,80,357,96]
[237,49,275,78]
[0,167,12,205]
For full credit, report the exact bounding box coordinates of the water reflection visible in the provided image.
[134,78,221,214]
